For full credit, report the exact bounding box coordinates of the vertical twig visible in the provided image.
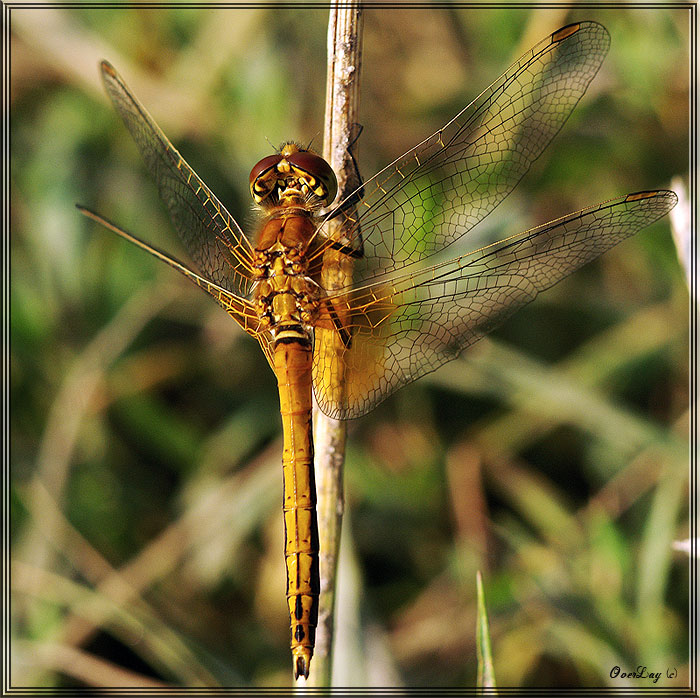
[309,3,363,686]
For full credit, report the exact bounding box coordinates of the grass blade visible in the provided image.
[476,570,497,690]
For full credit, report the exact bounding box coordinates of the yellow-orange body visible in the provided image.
[253,204,323,680]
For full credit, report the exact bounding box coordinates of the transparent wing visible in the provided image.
[312,22,611,284]
[76,205,267,348]
[100,61,256,297]
[312,191,678,419]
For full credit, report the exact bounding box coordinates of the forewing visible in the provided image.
[101,61,255,297]
[314,22,610,284]
[313,191,678,419]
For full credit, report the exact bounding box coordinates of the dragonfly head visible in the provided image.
[249,142,338,210]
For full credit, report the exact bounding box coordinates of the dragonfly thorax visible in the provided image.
[254,271,319,334]
[253,238,320,334]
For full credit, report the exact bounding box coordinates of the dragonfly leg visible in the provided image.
[323,299,353,348]
[324,238,363,259]
[330,122,364,207]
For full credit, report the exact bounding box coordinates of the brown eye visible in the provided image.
[286,151,338,205]
[249,154,282,188]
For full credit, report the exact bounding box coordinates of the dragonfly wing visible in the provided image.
[315,22,610,283]
[77,205,261,337]
[313,191,677,419]
[100,61,255,297]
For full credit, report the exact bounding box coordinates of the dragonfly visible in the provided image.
[77,21,677,680]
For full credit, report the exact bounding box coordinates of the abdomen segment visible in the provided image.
[275,337,319,679]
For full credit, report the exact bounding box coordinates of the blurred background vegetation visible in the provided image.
[10,5,690,689]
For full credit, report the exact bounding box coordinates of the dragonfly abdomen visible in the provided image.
[253,213,322,679]
[275,335,319,680]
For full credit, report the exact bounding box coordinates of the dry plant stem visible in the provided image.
[309,3,363,686]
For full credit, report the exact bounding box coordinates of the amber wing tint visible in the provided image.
[312,191,678,419]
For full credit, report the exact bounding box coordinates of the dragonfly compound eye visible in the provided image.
[249,154,284,203]
[285,151,338,205]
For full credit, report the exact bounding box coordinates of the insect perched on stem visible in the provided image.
[78,21,677,679]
